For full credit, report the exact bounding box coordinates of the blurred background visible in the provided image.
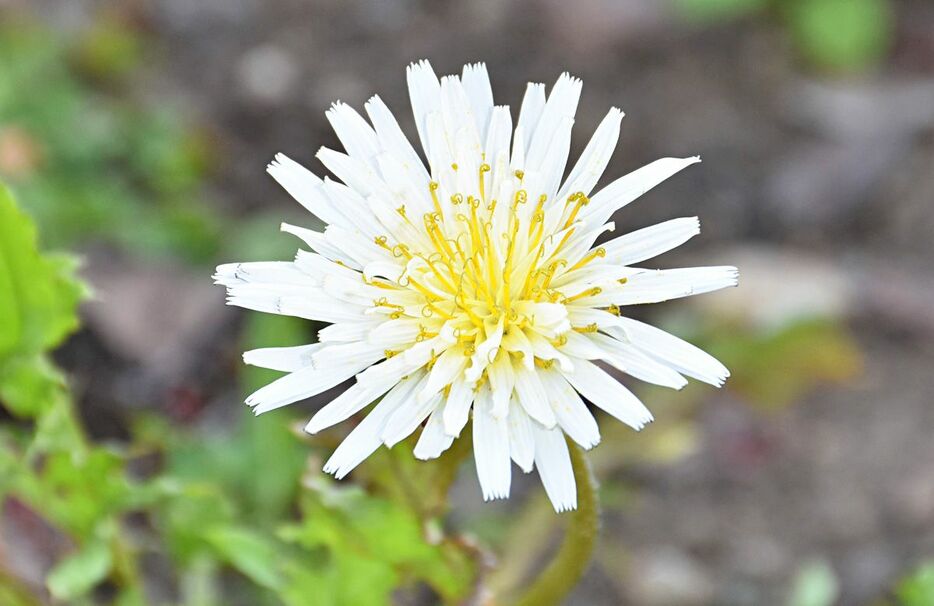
[1,0,933,604]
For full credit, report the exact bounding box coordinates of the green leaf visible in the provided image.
[46,538,113,601]
[204,526,284,590]
[0,182,85,363]
[0,354,68,418]
[161,484,235,564]
[21,448,132,538]
[787,559,838,606]
[895,562,934,606]
[279,474,475,604]
[784,0,893,72]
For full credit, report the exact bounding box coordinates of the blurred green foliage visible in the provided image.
[674,0,894,72]
[707,317,862,409]
[0,19,223,263]
[0,184,478,604]
[787,559,839,606]
[891,562,934,606]
[782,0,893,72]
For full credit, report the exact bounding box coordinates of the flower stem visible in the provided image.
[513,439,600,606]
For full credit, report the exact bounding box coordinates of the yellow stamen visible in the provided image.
[562,192,589,230]
[479,163,491,201]
[567,247,606,272]
[564,286,602,304]
[429,181,443,217]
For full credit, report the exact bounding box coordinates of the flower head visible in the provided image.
[215,61,737,511]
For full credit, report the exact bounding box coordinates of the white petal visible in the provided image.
[584,156,701,226]
[556,107,624,200]
[588,333,688,390]
[316,146,380,197]
[305,380,392,434]
[605,318,730,387]
[355,346,429,389]
[539,368,601,449]
[267,153,351,228]
[213,262,313,287]
[323,373,423,479]
[600,217,700,266]
[364,95,430,184]
[243,343,323,372]
[526,331,574,372]
[293,249,363,282]
[318,321,378,343]
[246,358,372,415]
[381,380,441,448]
[472,387,512,501]
[367,319,421,347]
[362,260,405,284]
[461,62,494,140]
[559,360,654,431]
[320,274,383,306]
[611,266,739,305]
[465,316,504,383]
[325,101,380,166]
[534,116,574,199]
[424,111,455,179]
[406,60,442,160]
[321,224,392,268]
[566,307,627,332]
[226,286,366,324]
[501,326,534,369]
[320,181,384,238]
[487,356,516,419]
[440,75,482,162]
[442,378,475,437]
[516,301,569,332]
[413,405,455,460]
[557,331,606,360]
[420,346,468,402]
[281,224,358,267]
[311,342,386,369]
[508,403,535,472]
[513,364,557,428]
[551,264,633,292]
[526,73,581,178]
[513,82,546,160]
[484,106,513,166]
[533,425,577,512]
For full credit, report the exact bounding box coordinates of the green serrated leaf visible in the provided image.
[0,183,86,362]
[0,354,67,418]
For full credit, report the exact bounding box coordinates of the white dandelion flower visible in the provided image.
[215,61,737,512]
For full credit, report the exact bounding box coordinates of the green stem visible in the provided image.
[513,439,600,606]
